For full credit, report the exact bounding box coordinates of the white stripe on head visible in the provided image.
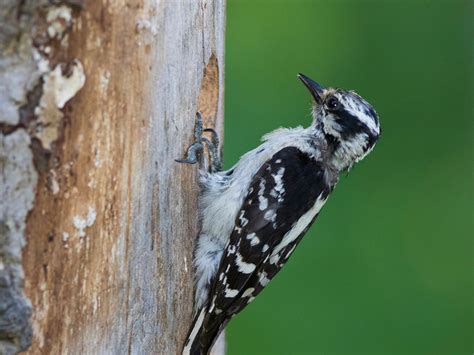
[337,91,380,135]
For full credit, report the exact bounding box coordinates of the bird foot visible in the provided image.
[176,112,222,173]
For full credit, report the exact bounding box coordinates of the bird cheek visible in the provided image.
[322,113,335,128]
[323,115,343,137]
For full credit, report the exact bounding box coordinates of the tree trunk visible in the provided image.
[0,1,225,354]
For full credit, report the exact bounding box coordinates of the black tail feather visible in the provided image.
[182,308,227,355]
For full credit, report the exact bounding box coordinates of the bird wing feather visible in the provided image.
[197,146,332,352]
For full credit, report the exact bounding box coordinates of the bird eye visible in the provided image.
[326,97,340,110]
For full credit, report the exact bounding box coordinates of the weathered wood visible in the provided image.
[0,0,225,354]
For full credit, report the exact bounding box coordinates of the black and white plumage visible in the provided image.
[182,74,381,355]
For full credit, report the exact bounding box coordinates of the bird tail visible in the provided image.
[182,308,207,355]
[182,307,226,355]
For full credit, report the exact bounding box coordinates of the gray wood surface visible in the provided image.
[0,1,225,353]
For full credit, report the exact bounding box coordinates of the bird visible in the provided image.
[177,73,381,355]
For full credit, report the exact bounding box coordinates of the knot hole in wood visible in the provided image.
[197,54,219,129]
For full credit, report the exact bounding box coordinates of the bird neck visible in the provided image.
[309,122,359,173]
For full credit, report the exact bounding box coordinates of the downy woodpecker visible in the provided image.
[178,74,381,355]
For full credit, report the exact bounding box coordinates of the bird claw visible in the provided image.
[175,142,204,165]
[176,112,222,172]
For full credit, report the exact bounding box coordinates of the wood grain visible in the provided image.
[21,1,226,353]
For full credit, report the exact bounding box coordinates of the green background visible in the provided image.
[223,0,472,354]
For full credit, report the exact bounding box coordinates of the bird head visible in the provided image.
[298,73,381,170]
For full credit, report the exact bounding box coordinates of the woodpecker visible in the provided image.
[177,74,381,355]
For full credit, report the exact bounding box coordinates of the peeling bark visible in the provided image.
[0,0,225,354]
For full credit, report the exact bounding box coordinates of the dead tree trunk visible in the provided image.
[0,1,225,354]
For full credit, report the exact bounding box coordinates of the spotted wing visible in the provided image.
[239,214,319,304]
[199,146,332,350]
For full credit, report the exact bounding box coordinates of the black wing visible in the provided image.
[196,146,332,353]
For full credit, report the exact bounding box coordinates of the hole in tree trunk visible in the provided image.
[197,54,219,128]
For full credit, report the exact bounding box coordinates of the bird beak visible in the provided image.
[298,73,325,104]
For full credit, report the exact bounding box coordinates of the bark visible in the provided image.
[0,1,225,354]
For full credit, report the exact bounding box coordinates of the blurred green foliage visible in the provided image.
[224,0,473,354]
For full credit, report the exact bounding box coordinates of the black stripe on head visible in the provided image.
[334,108,373,140]
[344,91,379,129]
[364,105,379,127]
[329,105,380,154]
[365,131,378,151]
